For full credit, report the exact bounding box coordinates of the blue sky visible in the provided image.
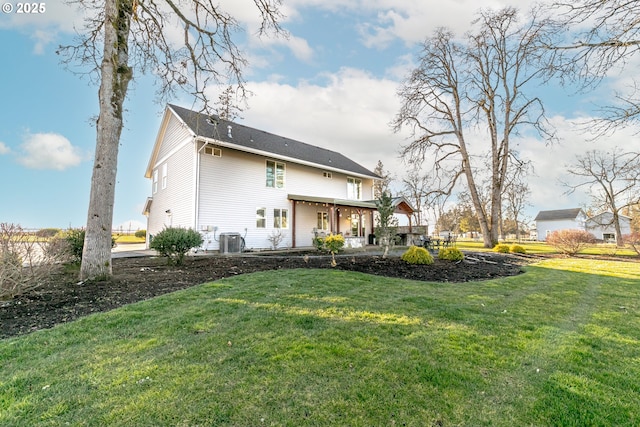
[0,0,635,230]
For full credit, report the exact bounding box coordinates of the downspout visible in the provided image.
[291,199,296,248]
[194,138,205,231]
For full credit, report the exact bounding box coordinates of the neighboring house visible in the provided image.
[144,104,399,251]
[534,208,587,241]
[586,211,632,242]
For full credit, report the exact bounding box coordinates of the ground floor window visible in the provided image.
[317,211,329,230]
[274,208,289,229]
[256,208,266,228]
[603,233,615,241]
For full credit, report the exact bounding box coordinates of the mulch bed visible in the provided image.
[1,251,530,339]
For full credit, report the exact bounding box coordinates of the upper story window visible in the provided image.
[266,160,285,188]
[161,163,168,190]
[153,169,158,194]
[347,177,362,200]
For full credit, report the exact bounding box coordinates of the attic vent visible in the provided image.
[227,125,233,138]
[204,146,222,157]
[323,171,332,179]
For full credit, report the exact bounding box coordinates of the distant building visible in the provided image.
[534,208,587,241]
[586,211,632,242]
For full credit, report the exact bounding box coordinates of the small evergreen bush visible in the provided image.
[401,245,434,265]
[134,229,147,239]
[493,244,510,253]
[150,227,203,265]
[438,247,464,261]
[55,228,117,264]
[510,244,526,254]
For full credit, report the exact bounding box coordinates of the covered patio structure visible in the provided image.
[288,194,416,248]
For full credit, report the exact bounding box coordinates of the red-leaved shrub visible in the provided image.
[623,232,640,255]
[546,229,596,256]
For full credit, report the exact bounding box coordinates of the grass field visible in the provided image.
[1,258,640,426]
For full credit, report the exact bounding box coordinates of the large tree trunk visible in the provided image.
[80,0,133,280]
[460,155,493,248]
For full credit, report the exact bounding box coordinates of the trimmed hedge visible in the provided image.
[401,245,434,265]
[438,247,464,261]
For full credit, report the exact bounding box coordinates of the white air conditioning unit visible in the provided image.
[219,232,242,254]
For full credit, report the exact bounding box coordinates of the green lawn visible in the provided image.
[2,258,640,426]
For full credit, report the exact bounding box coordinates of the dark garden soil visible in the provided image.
[1,251,531,339]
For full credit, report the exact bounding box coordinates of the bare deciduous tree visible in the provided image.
[502,157,532,241]
[563,148,640,247]
[59,0,284,279]
[393,7,555,248]
[547,0,640,134]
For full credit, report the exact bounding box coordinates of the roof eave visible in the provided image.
[197,136,378,179]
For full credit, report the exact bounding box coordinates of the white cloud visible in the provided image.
[0,142,10,155]
[516,115,640,217]
[17,132,83,170]
[0,0,85,53]
[237,67,408,178]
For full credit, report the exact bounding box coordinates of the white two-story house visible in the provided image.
[534,208,587,241]
[143,104,383,251]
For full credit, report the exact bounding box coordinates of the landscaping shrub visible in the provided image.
[63,228,87,263]
[324,234,345,255]
[401,245,434,265]
[546,229,596,256]
[493,244,510,253]
[313,234,345,254]
[36,228,61,238]
[134,229,147,239]
[510,245,526,254]
[52,228,117,264]
[1,223,64,299]
[438,247,464,261]
[150,227,203,265]
[623,232,640,255]
[312,234,346,266]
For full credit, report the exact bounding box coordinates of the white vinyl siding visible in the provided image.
[147,143,195,239]
[157,114,191,160]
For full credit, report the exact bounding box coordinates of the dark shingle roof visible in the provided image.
[534,208,584,221]
[169,104,379,179]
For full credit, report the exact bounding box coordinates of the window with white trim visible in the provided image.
[152,169,158,194]
[256,208,266,228]
[161,163,168,190]
[317,212,329,230]
[347,177,362,200]
[204,146,222,157]
[266,160,285,188]
[274,208,289,229]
